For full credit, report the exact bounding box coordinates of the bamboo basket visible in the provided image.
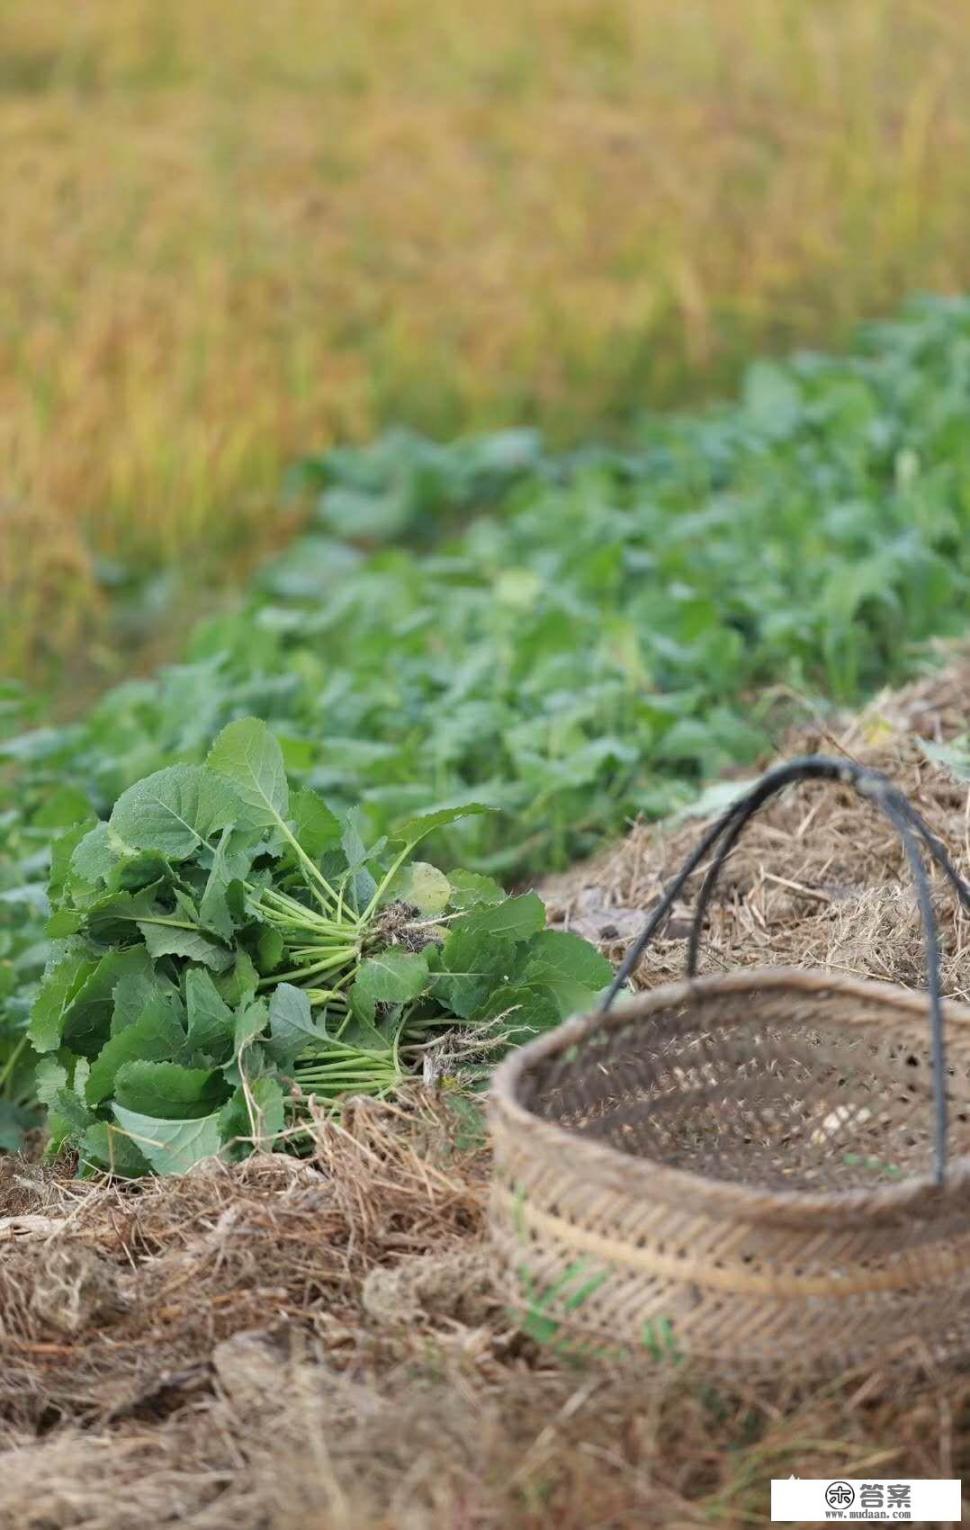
[489,757,970,1377]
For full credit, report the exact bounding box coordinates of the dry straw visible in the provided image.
[489,757,970,1378]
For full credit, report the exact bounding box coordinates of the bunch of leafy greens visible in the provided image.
[27,719,612,1175]
[4,295,970,1147]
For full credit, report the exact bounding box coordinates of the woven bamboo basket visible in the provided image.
[489,757,970,1377]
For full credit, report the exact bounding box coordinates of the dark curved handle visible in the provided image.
[600,755,970,1186]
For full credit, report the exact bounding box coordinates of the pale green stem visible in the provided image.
[256,904,351,936]
[283,944,357,962]
[139,914,221,934]
[359,838,417,923]
[277,819,341,910]
[305,988,349,1007]
[257,949,358,987]
[258,886,361,932]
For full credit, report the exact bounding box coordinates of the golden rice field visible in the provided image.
[3,0,970,680]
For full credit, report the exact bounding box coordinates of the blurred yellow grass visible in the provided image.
[3,0,970,677]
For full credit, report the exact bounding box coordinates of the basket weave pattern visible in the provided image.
[489,760,970,1377]
[490,973,970,1372]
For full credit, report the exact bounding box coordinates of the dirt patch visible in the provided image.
[3,1086,968,1530]
[0,1095,487,1437]
[5,655,970,1527]
[2,1106,970,1530]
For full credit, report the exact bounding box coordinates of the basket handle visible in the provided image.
[600,755,970,1186]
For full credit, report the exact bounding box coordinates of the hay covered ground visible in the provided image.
[4,655,970,1528]
[544,651,970,1001]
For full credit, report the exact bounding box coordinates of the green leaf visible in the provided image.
[32,947,148,1058]
[339,806,380,908]
[350,948,430,1024]
[337,1013,394,1052]
[207,717,289,828]
[524,928,613,979]
[138,920,234,972]
[291,788,342,858]
[185,968,236,1059]
[69,821,117,888]
[477,981,561,1046]
[255,925,285,974]
[39,1055,92,1150]
[199,836,236,942]
[234,998,269,1054]
[0,1099,33,1153]
[49,817,98,903]
[521,930,613,1017]
[79,1121,152,1178]
[110,764,239,860]
[111,1105,224,1175]
[219,1077,286,1159]
[111,850,176,895]
[113,1060,228,1120]
[447,869,505,910]
[47,1088,95,1152]
[389,861,451,915]
[452,892,546,942]
[218,948,259,1008]
[46,910,84,939]
[433,929,519,1019]
[200,825,263,941]
[87,1000,186,1106]
[83,886,169,946]
[265,983,324,1070]
[339,803,371,872]
[34,1057,69,1107]
[393,802,492,845]
[112,960,178,1035]
[171,888,202,926]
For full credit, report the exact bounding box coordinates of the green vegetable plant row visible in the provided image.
[3,296,970,1147]
[28,719,611,1174]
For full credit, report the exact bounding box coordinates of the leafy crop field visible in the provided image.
[5,0,970,674]
[3,295,970,1152]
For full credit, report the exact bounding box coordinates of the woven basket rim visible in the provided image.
[489,966,970,1225]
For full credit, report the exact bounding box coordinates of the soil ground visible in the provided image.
[4,653,970,1528]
